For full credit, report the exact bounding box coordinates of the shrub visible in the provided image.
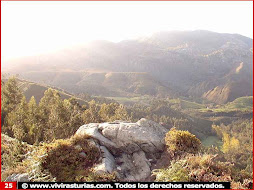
[165,128,201,154]
[2,134,119,182]
[40,135,100,181]
[153,160,189,182]
[186,154,232,182]
[152,154,252,189]
[153,154,231,182]
[1,134,32,181]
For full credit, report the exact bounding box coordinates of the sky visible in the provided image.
[1,1,253,60]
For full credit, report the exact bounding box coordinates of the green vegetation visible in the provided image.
[153,154,252,189]
[153,160,189,182]
[2,77,208,143]
[201,136,222,147]
[165,128,201,154]
[168,98,206,110]
[1,77,253,187]
[1,134,33,180]
[153,128,252,189]
[199,96,252,113]
[1,134,116,182]
[14,71,173,98]
[224,96,252,111]
[1,78,130,143]
[153,154,232,182]
[106,96,151,105]
[164,96,252,115]
[17,79,91,105]
[212,119,253,173]
[40,135,100,181]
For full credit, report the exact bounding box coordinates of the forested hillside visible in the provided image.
[1,77,252,189]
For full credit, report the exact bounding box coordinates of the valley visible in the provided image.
[3,30,253,104]
[1,30,253,188]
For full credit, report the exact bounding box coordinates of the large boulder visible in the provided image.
[75,118,168,181]
[94,146,116,174]
[76,118,167,154]
[115,151,151,181]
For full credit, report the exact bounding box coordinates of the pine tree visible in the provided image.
[99,103,119,122]
[111,104,129,121]
[2,77,23,112]
[39,89,69,141]
[6,96,28,141]
[82,100,102,124]
[63,98,83,135]
[1,77,23,132]
[27,96,41,144]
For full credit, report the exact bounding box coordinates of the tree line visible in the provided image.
[2,77,193,144]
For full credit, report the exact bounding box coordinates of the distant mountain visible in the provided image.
[3,30,253,103]
[12,71,173,98]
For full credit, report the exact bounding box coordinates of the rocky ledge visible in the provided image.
[75,118,168,181]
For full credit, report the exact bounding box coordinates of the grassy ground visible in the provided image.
[168,98,206,109]
[180,99,206,109]
[199,96,252,113]
[106,95,252,112]
[224,96,252,110]
[202,136,222,147]
[106,96,151,105]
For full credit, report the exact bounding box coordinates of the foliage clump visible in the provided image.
[2,134,118,182]
[165,128,201,154]
[39,135,100,181]
[1,134,32,180]
[154,125,253,189]
[153,154,252,189]
[152,160,189,182]
[212,120,253,174]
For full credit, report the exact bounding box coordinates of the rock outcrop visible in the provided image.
[75,118,168,181]
[5,173,29,182]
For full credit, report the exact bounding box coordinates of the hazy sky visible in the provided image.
[1,1,253,60]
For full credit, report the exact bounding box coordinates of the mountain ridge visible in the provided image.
[3,30,253,103]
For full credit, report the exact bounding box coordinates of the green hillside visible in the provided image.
[224,96,253,110]
[200,96,253,113]
[14,71,174,98]
[17,80,87,105]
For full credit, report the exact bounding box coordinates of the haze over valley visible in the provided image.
[1,1,253,188]
[3,30,253,104]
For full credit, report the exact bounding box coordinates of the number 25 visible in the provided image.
[5,183,13,188]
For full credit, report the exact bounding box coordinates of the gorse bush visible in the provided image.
[186,154,232,182]
[2,134,111,182]
[40,135,100,181]
[165,128,201,154]
[30,135,118,182]
[155,128,252,188]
